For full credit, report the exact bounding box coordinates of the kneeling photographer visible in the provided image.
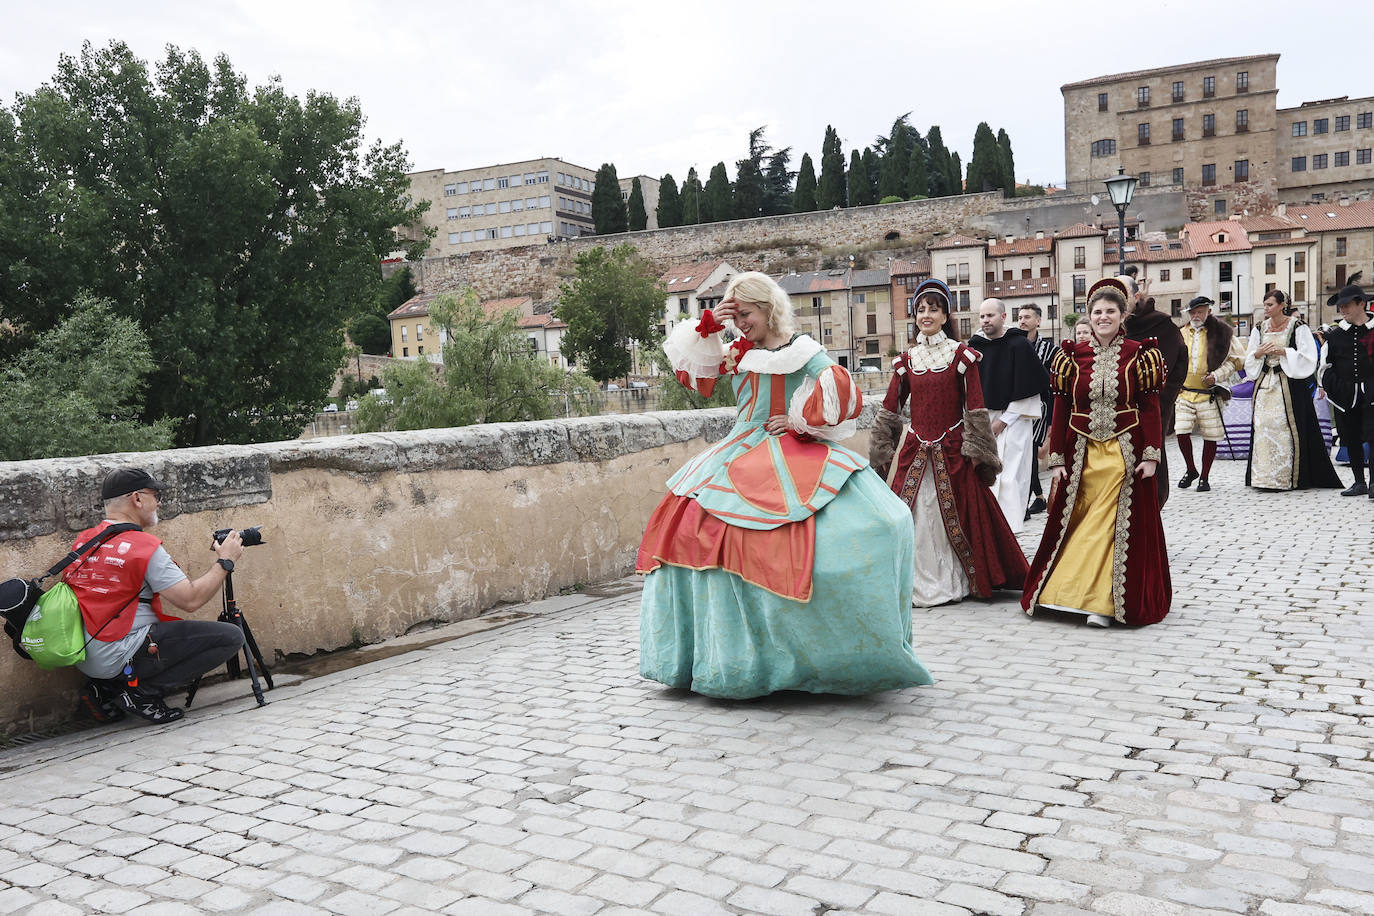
[67,468,247,724]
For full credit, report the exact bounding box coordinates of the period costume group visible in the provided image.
[635,270,1373,699]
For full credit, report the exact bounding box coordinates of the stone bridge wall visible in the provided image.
[0,411,876,735]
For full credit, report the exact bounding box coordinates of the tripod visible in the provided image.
[184,569,274,708]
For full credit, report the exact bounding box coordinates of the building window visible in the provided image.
[401,347,408,357]
[1359,112,1373,129]
[1218,261,1233,283]
[482,178,496,191]
[1140,171,1151,187]
[1220,291,1232,311]
[959,290,970,309]
[1002,269,1013,282]
[484,202,497,215]
[496,177,509,189]
[1292,156,1307,172]
[1235,159,1249,181]
[444,183,457,196]
[457,182,469,194]
[1336,237,1347,256]
[500,226,513,238]
[1335,151,1350,167]
[1314,118,1329,135]
[1171,299,1183,317]
[446,207,457,220]
[513,224,526,236]
[946,264,958,284]
[1137,86,1150,107]
[1172,118,1185,141]
[1265,254,1277,275]
[959,262,970,284]
[1295,280,1306,302]
[1202,163,1217,186]
[1161,269,1171,281]
[1215,199,1227,215]
[416,324,424,341]
[1022,268,1032,279]
[1090,139,1117,157]
[1098,92,1108,112]
[447,232,460,245]
[1182,267,1193,280]
[1074,246,1086,269]
[460,230,473,243]
[959,318,972,338]
[1203,76,1216,98]
[1358,148,1372,165]
[1172,167,1184,185]
[1236,109,1249,132]
[1314,153,1328,170]
[1072,276,1086,297]
[459,206,471,218]
[400,326,408,342]
[1172,81,1184,103]
[1336,115,1351,132]
[1293,121,1308,137]
[1236,71,1249,92]
[1203,113,1215,137]
[1295,251,1306,272]
[499,200,511,213]
[1138,123,1151,145]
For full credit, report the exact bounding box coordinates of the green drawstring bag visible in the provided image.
[20,583,86,670]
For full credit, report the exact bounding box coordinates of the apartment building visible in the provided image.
[1109,237,1200,321]
[658,259,737,335]
[1276,97,1374,202]
[620,175,662,230]
[850,269,895,368]
[1280,199,1374,323]
[1054,223,1108,321]
[1181,218,1315,333]
[387,293,538,360]
[777,270,854,366]
[888,256,931,353]
[402,158,597,256]
[928,235,986,340]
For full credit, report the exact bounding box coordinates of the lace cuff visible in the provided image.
[1141,446,1162,462]
[1047,452,1066,468]
[664,316,726,382]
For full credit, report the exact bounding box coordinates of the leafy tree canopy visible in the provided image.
[556,245,664,383]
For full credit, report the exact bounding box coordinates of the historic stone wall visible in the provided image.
[0,411,878,735]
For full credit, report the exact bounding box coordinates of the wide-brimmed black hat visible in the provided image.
[1187,295,1214,310]
[101,467,166,501]
[1333,284,1367,307]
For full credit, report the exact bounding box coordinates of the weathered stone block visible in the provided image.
[0,464,60,539]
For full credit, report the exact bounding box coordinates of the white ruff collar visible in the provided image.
[736,334,825,374]
[907,331,958,371]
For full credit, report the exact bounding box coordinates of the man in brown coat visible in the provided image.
[1125,295,1188,505]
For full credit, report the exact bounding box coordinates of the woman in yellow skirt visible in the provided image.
[1021,279,1172,627]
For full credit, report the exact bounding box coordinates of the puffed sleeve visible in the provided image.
[1133,341,1166,461]
[1045,344,1075,468]
[1244,325,1265,378]
[1214,332,1246,385]
[663,311,727,398]
[789,361,863,442]
[1281,323,1319,380]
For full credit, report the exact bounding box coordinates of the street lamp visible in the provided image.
[847,254,856,370]
[1104,168,1138,275]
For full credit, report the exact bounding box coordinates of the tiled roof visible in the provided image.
[699,280,730,300]
[480,296,534,317]
[889,256,931,277]
[985,277,1058,299]
[1283,200,1374,232]
[776,270,850,295]
[1181,221,1254,254]
[388,292,438,320]
[518,314,567,329]
[851,268,891,288]
[928,234,985,251]
[660,259,729,293]
[1061,54,1278,90]
[1249,237,1317,249]
[1108,239,1196,262]
[988,238,1053,257]
[1054,222,1107,240]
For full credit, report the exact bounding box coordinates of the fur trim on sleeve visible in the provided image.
[869,408,903,479]
[961,407,1002,486]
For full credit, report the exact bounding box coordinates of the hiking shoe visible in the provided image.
[78,680,126,723]
[114,688,184,724]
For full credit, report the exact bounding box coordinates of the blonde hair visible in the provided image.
[724,271,796,337]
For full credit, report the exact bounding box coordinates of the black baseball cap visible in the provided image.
[101,468,166,500]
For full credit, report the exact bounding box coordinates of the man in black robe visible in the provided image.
[1125,295,1187,506]
[1319,284,1374,497]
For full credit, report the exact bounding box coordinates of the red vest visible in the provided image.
[63,521,177,642]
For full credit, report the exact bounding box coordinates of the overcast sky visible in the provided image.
[4,1,1372,190]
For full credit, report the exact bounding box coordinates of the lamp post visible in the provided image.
[1104,168,1138,275]
[847,254,856,370]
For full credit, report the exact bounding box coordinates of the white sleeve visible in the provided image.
[663,317,726,384]
[787,365,862,442]
[1005,393,1042,421]
[1243,327,1264,378]
[1280,324,1319,380]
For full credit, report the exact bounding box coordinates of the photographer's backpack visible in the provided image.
[1,523,140,664]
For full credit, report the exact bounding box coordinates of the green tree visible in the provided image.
[949,152,963,194]
[656,173,682,228]
[847,149,872,206]
[793,153,818,212]
[347,313,392,355]
[733,126,770,219]
[556,245,664,383]
[354,289,596,431]
[592,162,628,234]
[906,142,929,199]
[0,294,175,460]
[862,147,881,202]
[876,115,914,201]
[817,125,846,209]
[997,127,1017,197]
[373,267,418,320]
[926,126,953,197]
[966,121,1002,193]
[762,147,793,216]
[0,41,428,446]
[680,167,703,225]
[703,162,732,223]
[626,177,647,231]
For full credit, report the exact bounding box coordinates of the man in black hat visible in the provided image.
[1175,296,1246,492]
[63,467,246,724]
[1318,284,1374,497]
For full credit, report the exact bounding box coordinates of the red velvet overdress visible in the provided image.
[1020,336,1172,625]
[883,345,1028,597]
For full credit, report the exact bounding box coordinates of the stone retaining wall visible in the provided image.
[0,411,876,736]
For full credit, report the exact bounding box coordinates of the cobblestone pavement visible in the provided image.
[2,451,1372,915]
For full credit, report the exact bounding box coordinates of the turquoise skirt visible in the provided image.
[639,466,933,699]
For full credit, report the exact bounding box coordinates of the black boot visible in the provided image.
[1341,481,1369,496]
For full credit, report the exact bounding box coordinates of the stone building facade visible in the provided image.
[1275,96,1374,203]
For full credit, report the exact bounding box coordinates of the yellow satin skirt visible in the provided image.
[1039,438,1125,619]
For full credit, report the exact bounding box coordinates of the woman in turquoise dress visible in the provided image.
[636,271,933,699]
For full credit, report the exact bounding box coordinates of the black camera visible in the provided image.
[212,526,265,548]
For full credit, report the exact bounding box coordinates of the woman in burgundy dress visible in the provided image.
[871,278,1028,607]
[1021,278,1172,627]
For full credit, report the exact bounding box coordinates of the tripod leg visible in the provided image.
[237,614,275,695]
[185,675,201,708]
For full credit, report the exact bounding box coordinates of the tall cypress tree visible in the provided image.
[817,125,846,209]
[862,147,880,202]
[656,173,682,228]
[704,162,732,223]
[626,178,647,231]
[925,127,951,197]
[948,152,963,195]
[681,167,702,225]
[997,128,1017,198]
[877,117,913,200]
[591,163,628,234]
[966,122,1001,194]
[762,148,794,216]
[793,153,818,212]
[847,149,872,206]
[733,127,769,219]
[906,145,928,198]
